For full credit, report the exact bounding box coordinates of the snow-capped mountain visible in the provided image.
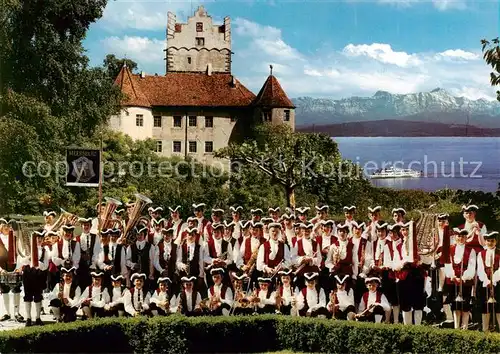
[294,88,500,128]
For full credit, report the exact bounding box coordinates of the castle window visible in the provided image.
[173,141,182,153]
[196,37,205,46]
[284,110,290,122]
[205,116,213,128]
[173,116,182,127]
[187,57,192,64]
[153,115,162,127]
[205,141,213,153]
[196,22,203,32]
[175,24,182,32]
[188,116,197,127]
[136,114,144,126]
[262,111,272,122]
[155,140,163,153]
[189,141,197,153]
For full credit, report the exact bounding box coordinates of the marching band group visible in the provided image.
[0,201,499,333]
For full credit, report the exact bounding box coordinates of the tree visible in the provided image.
[103,54,139,79]
[481,37,500,101]
[216,124,363,208]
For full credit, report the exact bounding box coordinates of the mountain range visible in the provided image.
[293,88,500,135]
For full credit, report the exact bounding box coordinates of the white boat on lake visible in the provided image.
[369,166,422,179]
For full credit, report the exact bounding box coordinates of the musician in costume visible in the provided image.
[231,273,253,315]
[296,272,329,318]
[392,208,407,225]
[43,211,57,231]
[261,218,273,240]
[356,277,391,323]
[257,223,290,278]
[364,206,382,242]
[296,207,310,224]
[292,223,321,289]
[475,231,500,332]
[80,271,110,319]
[281,214,296,246]
[204,223,233,288]
[153,228,179,294]
[230,206,243,239]
[192,203,209,241]
[268,207,281,223]
[48,267,81,323]
[351,221,370,305]
[382,224,403,324]
[342,206,357,234]
[460,204,487,254]
[205,268,233,316]
[77,218,100,290]
[273,269,297,315]
[327,275,356,320]
[176,228,206,296]
[311,205,329,237]
[97,228,127,288]
[251,277,276,314]
[19,230,49,326]
[396,221,426,325]
[177,276,203,316]
[104,274,126,317]
[250,209,263,223]
[149,218,165,245]
[237,221,265,290]
[326,223,354,280]
[124,273,152,317]
[444,229,476,329]
[51,224,81,273]
[125,226,155,292]
[0,219,25,322]
[166,206,185,243]
[223,221,241,253]
[177,217,202,245]
[150,277,178,316]
[205,208,224,241]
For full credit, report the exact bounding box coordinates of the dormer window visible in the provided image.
[196,22,203,32]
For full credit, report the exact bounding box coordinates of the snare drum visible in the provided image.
[0,272,23,287]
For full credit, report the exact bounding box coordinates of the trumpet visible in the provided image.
[329,290,337,319]
[488,251,496,304]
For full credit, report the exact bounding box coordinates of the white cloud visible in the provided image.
[97,0,199,31]
[228,19,496,101]
[378,0,467,10]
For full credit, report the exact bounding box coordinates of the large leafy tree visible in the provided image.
[103,54,138,79]
[481,37,500,101]
[216,124,364,208]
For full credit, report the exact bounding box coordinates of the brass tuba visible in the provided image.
[8,219,35,259]
[121,193,152,245]
[98,197,122,231]
[416,210,439,259]
[51,208,79,233]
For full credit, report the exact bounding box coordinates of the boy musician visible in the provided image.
[77,217,99,290]
[365,206,382,242]
[166,206,184,242]
[0,219,24,322]
[150,277,177,316]
[476,231,500,332]
[311,205,329,237]
[238,222,265,289]
[43,211,57,231]
[206,268,233,316]
[176,228,205,296]
[396,221,426,325]
[296,272,329,318]
[281,214,296,246]
[382,224,403,324]
[149,218,165,245]
[292,223,321,289]
[204,223,233,288]
[342,206,356,234]
[268,207,281,223]
[229,206,243,239]
[326,223,354,279]
[20,230,49,326]
[192,203,209,241]
[80,272,110,319]
[257,223,290,277]
[327,275,356,320]
[459,204,487,254]
[295,207,310,224]
[97,229,127,287]
[273,269,297,315]
[51,224,81,273]
[49,267,81,322]
[206,208,224,241]
[154,228,178,294]
[250,209,263,223]
[104,275,126,317]
[392,208,406,225]
[231,273,253,316]
[444,229,476,329]
[356,277,391,323]
[351,221,370,305]
[126,226,155,292]
[177,276,203,316]
[250,277,276,314]
[124,273,152,317]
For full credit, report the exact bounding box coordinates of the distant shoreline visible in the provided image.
[296,119,500,137]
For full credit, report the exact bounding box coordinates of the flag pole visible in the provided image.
[97,132,103,235]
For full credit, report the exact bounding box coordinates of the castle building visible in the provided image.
[110,6,295,166]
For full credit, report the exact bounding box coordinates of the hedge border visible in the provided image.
[1,315,500,353]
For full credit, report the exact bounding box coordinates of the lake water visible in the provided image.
[334,137,500,192]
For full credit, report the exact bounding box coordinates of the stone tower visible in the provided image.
[166,6,231,73]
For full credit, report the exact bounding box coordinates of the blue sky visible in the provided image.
[84,0,500,100]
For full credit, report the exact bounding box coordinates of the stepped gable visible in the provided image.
[253,74,295,109]
[116,71,255,107]
[114,65,151,108]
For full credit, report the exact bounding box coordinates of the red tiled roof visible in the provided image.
[114,65,151,108]
[119,72,256,108]
[253,75,295,109]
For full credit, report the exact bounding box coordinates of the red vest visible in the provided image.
[362,291,382,307]
[447,245,473,284]
[243,237,263,264]
[207,238,229,259]
[479,249,500,278]
[297,239,317,256]
[57,240,77,260]
[263,241,285,268]
[166,219,184,239]
[209,285,228,299]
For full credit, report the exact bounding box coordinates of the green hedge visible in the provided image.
[1,315,500,353]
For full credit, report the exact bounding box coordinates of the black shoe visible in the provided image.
[40,308,46,315]
[0,314,11,321]
[25,319,32,327]
[35,318,43,326]
[14,314,25,322]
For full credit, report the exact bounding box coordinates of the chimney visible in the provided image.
[230,75,236,88]
[140,71,145,78]
[207,63,212,76]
